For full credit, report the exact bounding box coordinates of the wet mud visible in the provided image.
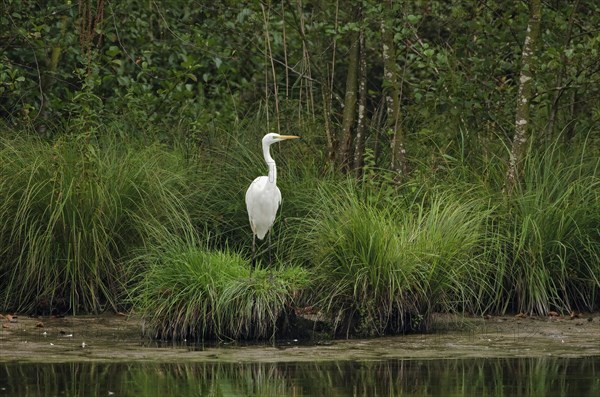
[1,312,598,363]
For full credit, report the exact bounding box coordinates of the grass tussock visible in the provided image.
[0,133,194,313]
[133,235,310,340]
[302,181,492,336]
[493,142,600,314]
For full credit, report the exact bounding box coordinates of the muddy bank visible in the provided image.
[1,312,598,363]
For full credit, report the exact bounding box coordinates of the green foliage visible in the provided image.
[0,1,258,137]
[132,234,310,340]
[0,130,194,313]
[2,1,598,145]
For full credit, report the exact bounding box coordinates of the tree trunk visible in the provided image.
[321,0,338,165]
[339,27,359,172]
[322,84,337,164]
[261,2,281,133]
[565,87,579,144]
[353,26,368,178]
[381,0,407,182]
[506,0,541,194]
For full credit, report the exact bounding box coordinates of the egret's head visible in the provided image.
[263,133,300,145]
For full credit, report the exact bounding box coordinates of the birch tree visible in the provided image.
[506,0,542,193]
[339,22,359,171]
[353,25,368,177]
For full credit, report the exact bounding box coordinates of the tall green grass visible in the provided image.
[132,231,310,340]
[301,181,493,336]
[491,140,600,314]
[0,132,194,313]
[1,114,598,340]
[404,133,600,316]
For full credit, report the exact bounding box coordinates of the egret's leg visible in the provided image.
[268,231,273,265]
[251,233,256,271]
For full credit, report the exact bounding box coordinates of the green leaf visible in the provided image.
[407,14,420,24]
[564,48,574,59]
[107,46,121,57]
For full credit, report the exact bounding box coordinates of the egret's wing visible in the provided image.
[245,176,281,240]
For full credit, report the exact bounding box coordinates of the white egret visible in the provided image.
[245,133,300,268]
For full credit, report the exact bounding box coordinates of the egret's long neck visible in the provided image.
[263,141,277,184]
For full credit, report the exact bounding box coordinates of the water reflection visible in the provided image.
[1,357,599,397]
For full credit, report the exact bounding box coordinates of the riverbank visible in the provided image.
[1,312,598,363]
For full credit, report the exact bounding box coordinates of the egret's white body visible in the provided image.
[246,175,281,240]
[245,133,299,265]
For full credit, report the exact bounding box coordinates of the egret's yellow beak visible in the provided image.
[278,135,300,140]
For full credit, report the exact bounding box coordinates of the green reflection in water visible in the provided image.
[1,357,599,397]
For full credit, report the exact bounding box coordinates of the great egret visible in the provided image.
[245,133,300,268]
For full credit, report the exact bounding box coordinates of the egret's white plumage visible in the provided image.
[245,133,299,265]
[246,175,281,240]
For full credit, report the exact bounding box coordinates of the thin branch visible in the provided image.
[281,0,289,100]
[261,2,281,133]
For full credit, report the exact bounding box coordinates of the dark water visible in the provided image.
[1,357,599,397]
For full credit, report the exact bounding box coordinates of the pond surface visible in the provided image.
[1,357,599,397]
